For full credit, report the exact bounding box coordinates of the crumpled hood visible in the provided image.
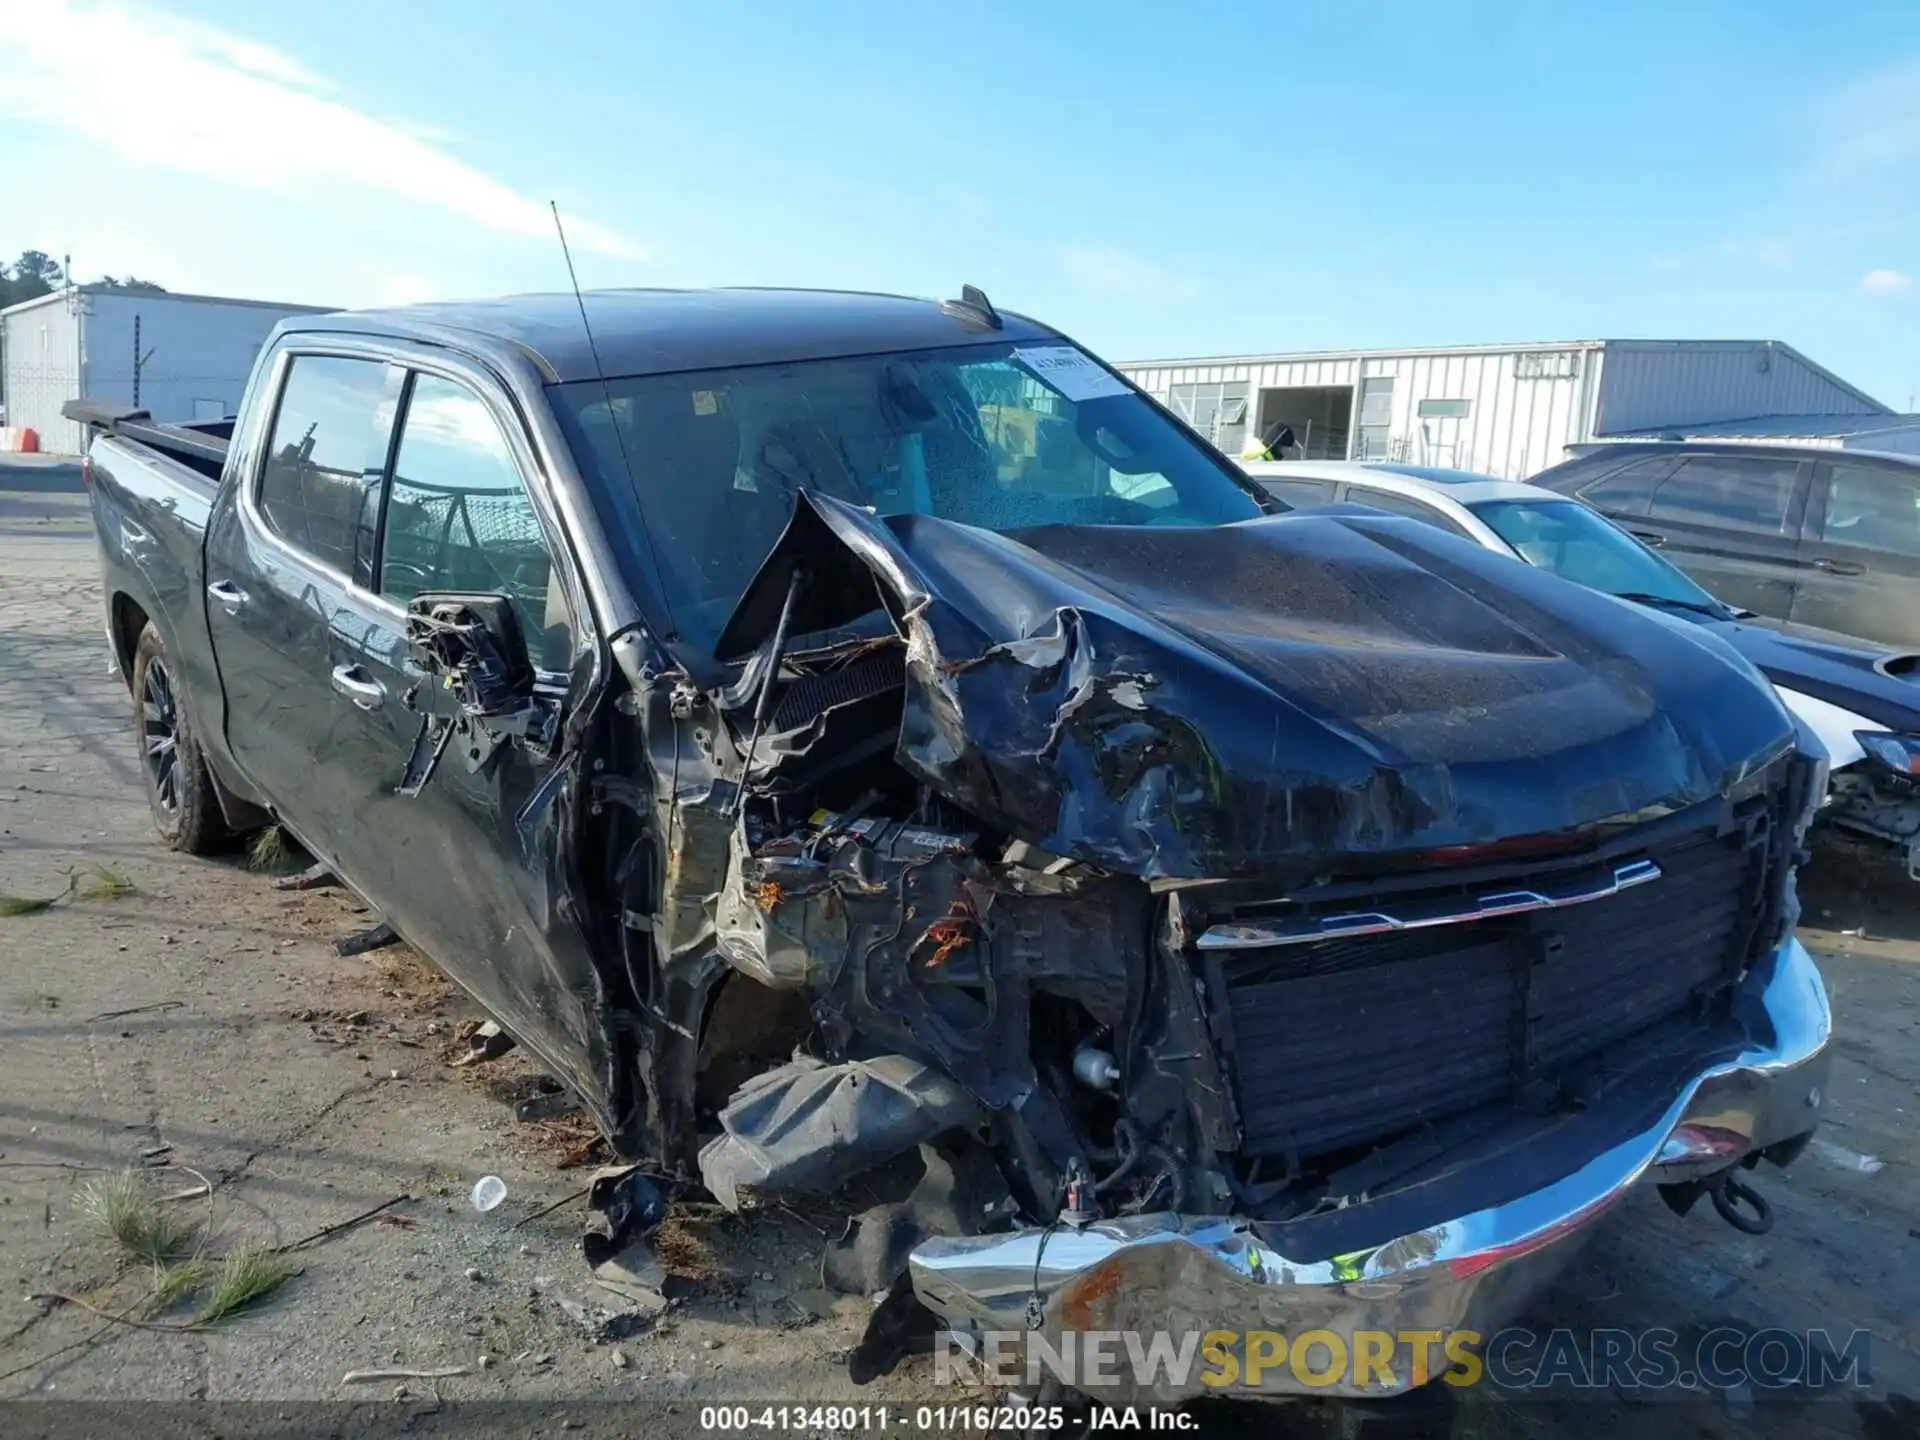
[720,493,1796,879]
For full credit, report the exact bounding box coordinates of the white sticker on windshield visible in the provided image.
[1012,345,1130,402]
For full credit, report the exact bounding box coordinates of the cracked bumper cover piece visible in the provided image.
[906,935,1830,1403]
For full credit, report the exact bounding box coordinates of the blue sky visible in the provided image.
[2,0,1915,406]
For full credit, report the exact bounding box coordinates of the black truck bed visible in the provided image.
[62,401,230,481]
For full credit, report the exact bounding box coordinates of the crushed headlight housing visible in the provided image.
[1855,731,1920,780]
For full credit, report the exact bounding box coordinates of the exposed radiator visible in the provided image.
[1222,820,1765,1161]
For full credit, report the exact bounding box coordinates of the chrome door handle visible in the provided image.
[329,664,387,711]
[1812,557,1865,576]
[206,579,248,613]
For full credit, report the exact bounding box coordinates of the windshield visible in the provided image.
[551,342,1265,655]
[1469,498,1731,616]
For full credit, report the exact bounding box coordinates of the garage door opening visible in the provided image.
[1249,386,1352,460]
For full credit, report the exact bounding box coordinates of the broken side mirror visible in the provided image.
[403,592,535,719]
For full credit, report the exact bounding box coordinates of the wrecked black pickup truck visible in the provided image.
[74,286,1832,1403]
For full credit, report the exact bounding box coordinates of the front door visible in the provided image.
[326,367,617,1130]
[207,345,618,1133]
[1793,456,1920,650]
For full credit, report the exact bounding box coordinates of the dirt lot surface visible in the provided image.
[0,456,1915,1438]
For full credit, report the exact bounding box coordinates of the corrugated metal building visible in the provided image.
[0,286,331,454]
[1116,339,1896,478]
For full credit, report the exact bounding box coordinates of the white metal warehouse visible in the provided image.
[1116,339,1903,478]
[0,286,331,455]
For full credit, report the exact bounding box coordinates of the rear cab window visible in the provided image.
[255,355,402,579]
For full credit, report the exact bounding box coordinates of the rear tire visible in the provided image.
[130,622,226,854]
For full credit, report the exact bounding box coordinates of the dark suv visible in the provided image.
[1532,441,1920,651]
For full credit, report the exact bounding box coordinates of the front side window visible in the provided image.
[256,355,398,575]
[380,375,566,668]
[1576,456,1675,515]
[1649,455,1797,534]
[551,342,1264,655]
[1819,461,1920,556]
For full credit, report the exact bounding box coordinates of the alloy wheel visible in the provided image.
[141,657,182,817]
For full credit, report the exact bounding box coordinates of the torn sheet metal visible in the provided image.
[705,801,1146,1117]
[718,492,1797,879]
[581,1165,670,1317]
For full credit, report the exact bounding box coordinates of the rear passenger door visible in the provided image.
[1629,454,1810,617]
[204,350,405,852]
[1794,457,1920,649]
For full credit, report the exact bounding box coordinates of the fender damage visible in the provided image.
[586,492,1827,1397]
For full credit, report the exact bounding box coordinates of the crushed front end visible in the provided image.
[1821,728,1920,879]
[908,820,1829,1403]
[596,491,1831,1403]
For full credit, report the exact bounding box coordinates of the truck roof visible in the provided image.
[283,287,1060,385]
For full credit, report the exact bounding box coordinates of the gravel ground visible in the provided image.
[0,456,1914,1438]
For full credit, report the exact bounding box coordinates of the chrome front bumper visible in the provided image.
[908,936,1831,1403]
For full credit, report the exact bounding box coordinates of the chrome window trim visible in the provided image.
[1196,858,1664,951]
[234,336,594,680]
[235,345,406,617]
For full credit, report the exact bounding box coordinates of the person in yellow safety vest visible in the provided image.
[1328,1248,1370,1283]
[1241,423,1296,463]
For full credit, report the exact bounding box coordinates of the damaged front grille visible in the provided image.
[1217,802,1778,1162]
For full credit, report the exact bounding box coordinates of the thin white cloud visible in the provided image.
[1058,244,1206,300]
[1706,58,1920,286]
[1717,236,1798,271]
[0,1,643,262]
[158,14,335,94]
[1813,55,1920,184]
[1862,267,1914,294]
[56,219,208,293]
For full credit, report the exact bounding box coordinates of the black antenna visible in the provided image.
[940,283,1002,330]
[959,284,1000,328]
[550,201,678,643]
